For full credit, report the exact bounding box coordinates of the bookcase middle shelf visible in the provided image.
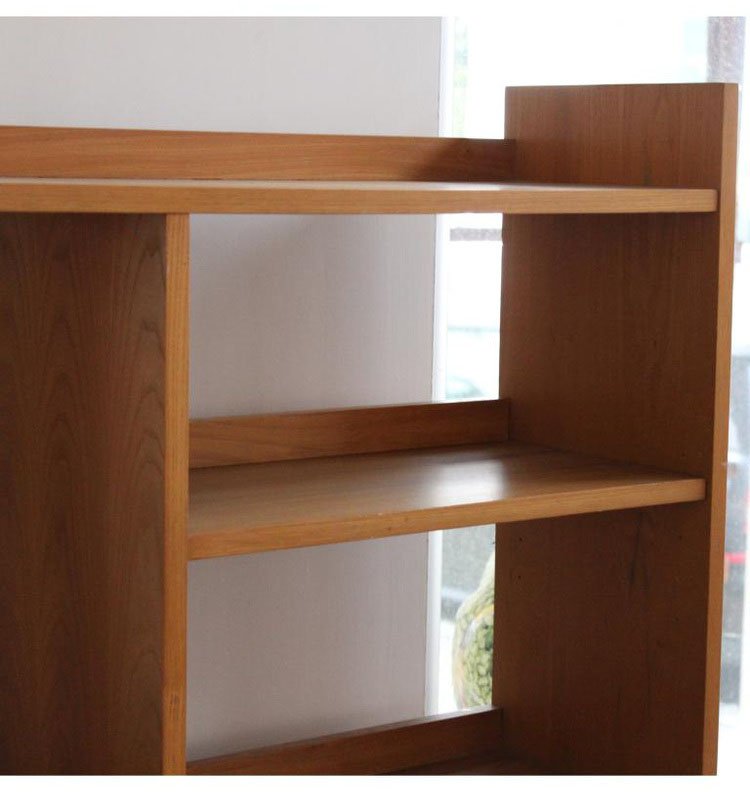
[187,399,705,560]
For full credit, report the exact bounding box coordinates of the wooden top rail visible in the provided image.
[190,400,510,468]
[0,126,515,182]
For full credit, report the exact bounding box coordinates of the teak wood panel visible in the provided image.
[495,83,737,774]
[187,707,504,775]
[188,442,704,559]
[0,126,514,182]
[496,507,716,774]
[508,83,730,190]
[190,399,510,467]
[0,213,189,774]
[0,178,717,215]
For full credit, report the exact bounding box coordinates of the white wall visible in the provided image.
[0,17,441,759]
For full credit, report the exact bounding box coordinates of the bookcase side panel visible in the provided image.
[0,213,187,773]
[495,84,737,773]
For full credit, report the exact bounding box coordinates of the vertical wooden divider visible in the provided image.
[162,214,190,773]
[0,213,189,773]
[494,84,738,774]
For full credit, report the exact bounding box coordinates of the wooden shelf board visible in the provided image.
[0,177,716,214]
[188,441,705,559]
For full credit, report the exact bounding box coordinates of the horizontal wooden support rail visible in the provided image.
[0,126,515,182]
[190,398,510,468]
[187,707,504,775]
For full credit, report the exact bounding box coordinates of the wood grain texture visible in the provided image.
[0,178,717,215]
[187,707,504,775]
[496,507,717,775]
[0,213,185,773]
[0,126,514,182]
[188,441,704,559]
[495,83,738,774]
[161,215,190,774]
[396,754,538,775]
[508,83,731,190]
[190,399,509,468]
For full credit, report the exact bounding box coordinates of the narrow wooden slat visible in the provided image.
[190,399,509,468]
[704,82,739,772]
[187,707,503,775]
[188,441,705,559]
[0,126,513,182]
[0,178,717,215]
[161,215,190,774]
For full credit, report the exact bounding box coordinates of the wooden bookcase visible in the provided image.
[0,83,738,774]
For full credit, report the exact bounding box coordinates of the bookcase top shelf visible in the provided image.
[0,122,721,214]
[0,177,717,214]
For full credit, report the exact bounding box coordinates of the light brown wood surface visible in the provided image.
[190,399,509,467]
[161,215,190,774]
[0,84,736,776]
[0,177,717,215]
[0,126,514,182]
[0,214,174,773]
[187,707,503,775]
[188,441,704,559]
[496,507,716,774]
[495,82,737,774]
